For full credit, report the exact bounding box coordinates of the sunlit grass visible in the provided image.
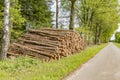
[114,43,120,48]
[0,44,108,80]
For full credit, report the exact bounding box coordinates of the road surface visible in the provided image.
[63,43,120,80]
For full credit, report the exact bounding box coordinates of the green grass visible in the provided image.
[114,43,120,48]
[0,44,108,80]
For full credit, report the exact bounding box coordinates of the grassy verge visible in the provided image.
[0,44,108,80]
[114,43,120,48]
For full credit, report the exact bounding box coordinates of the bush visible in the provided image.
[115,32,120,43]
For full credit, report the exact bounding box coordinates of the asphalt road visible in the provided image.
[63,43,120,80]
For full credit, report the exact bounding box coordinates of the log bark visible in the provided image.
[13,43,54,57]
[18,39,62,47]
[8,29,86,61]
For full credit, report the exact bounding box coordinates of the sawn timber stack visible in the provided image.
[8,29,86,61]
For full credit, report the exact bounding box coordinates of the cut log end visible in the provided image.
[8,28,86,61]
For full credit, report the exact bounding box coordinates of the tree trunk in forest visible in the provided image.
[94,24,98,44]
[98,26,102,44]
[87,12,94,45]
[69,0,76,30]
[1,0,10,60]
[56,0,59,28]
[94,24,102,44]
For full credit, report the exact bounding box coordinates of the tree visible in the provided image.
[115,32,120,43]
[69,0,76,30]
[10,0,26,41]
[61,0,76,30]
[0,0,5,43]
[56,0,59,28]
[19,0,52,28]
[1,0,10,60]
[0,0,26,42]
[76,0,120,44]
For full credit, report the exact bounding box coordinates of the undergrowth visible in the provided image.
[114,43,120,48]
[0,44,108,80]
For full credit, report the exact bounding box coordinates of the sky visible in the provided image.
[51,0,70,29]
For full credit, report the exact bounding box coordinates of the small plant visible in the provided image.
[0,57,39,72]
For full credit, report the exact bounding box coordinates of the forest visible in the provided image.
[0,0,120,80]
[0,0,120,59]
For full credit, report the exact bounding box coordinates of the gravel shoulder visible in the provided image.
[63,43,120,80]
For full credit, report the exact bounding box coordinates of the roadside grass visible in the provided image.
[0,44,108,80]
[114,43,120,48]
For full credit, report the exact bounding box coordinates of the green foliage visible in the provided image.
[115,32,120,43]
[61,0,71,11]
[19,0,52,28]
[0,0,52,42]
[114,43,120,48]
[0,0,26,42]
[0,44,107,80]
[76,0,120,44]
[60,0,120,44]
[10,0,26,41]
[0,0,4,43]
[0,57,39,72]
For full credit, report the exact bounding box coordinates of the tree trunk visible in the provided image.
[56,0,59,28]
[1,0,10,60]
[98,26,102,44]
[94,24,98,44]
[69,0,76,30]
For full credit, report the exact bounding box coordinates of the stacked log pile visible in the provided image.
[8,29,86,61]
